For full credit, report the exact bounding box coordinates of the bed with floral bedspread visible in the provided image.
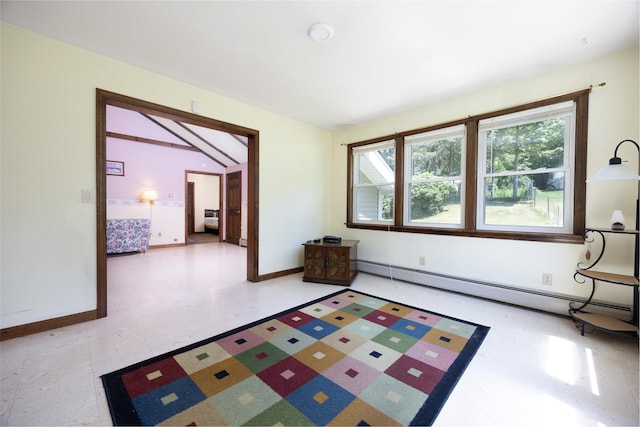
[106,219,151,254]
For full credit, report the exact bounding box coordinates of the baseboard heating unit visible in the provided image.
[357,260,632,321]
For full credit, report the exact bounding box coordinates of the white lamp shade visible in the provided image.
[611,210,625,224]
[586,163,639,183]
[141,190,158,202]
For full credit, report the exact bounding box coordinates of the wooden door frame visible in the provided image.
[96,89,259,318]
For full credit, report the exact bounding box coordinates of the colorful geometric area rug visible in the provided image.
[101,289,490,426]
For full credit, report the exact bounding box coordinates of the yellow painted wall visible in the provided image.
[0,23,331,328]
[331,46,639,304]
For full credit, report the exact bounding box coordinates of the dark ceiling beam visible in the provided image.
[139,112,227,168]
[106,131,201,153]
[177,121,240,164]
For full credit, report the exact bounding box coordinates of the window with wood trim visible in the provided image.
[351,139,396,224]
[404,124,466,228]
[347,90,589,243]
[477,101,576,233]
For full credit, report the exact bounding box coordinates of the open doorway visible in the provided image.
[186,171,222,245]
[96,89,259,319]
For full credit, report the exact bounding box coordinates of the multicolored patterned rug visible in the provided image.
[101,289,489,426]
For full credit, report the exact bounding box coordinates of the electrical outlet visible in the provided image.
[419,256,426,266]
[542,273,552,286]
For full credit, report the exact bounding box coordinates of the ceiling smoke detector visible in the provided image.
[307,22,334,42]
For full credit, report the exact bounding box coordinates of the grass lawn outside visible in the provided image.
[412,190,564,226]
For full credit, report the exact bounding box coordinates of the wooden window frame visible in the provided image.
[346,89,589,244]
[350,138,397,225]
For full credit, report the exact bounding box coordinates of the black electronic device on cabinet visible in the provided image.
[323,235,342,244]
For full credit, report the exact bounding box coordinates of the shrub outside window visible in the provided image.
[477,101,575,233]
[404,125,466,227]
[352,140,395,224]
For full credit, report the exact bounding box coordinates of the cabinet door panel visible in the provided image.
[306,245,325,261]
[305,246,325,280]
[326,247,347,263]
[305,262,325,279]
[326,263,349,281]
[326,247,349,281]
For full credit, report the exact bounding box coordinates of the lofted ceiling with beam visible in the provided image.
[107,105,248,167]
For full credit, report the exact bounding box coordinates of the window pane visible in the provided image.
[405,125,465,227]
[411,137,462,178]
[353,142,395,223]
[356,148,395,184]
[484,118,566,174]
[380,190,394,221]
[356,184,394,221]
[409,180,461,224]
[482,172,565,227]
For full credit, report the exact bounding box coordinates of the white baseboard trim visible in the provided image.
[357,260,632,321]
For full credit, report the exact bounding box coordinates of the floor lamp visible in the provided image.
[586,139,639,325]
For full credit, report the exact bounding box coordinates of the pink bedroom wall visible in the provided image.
[106,138,224,202]
[107,105,185,144]
[106,105,225,202]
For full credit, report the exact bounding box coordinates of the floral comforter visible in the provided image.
[106,219,151,254]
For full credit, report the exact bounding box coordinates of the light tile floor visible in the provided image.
[1,243,638,426]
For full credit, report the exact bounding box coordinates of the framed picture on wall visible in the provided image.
[106,160,124,176]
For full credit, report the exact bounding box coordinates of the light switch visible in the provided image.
[81,189,93,203]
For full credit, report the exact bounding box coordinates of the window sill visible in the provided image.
[345,223,584,244]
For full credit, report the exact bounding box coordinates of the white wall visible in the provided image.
[331,46,639,306]
[0,23,331,329]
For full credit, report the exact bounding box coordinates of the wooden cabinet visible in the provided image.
[303,240,358,286]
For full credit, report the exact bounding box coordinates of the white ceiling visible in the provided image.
[2,1,639,130]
